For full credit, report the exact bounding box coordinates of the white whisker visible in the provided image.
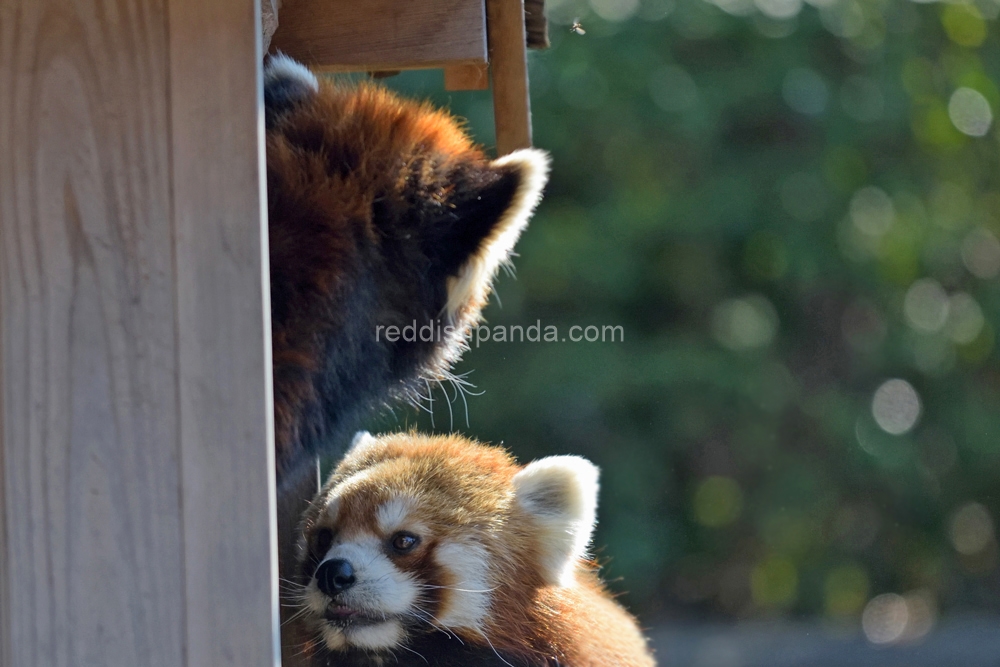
[394,641,429,663]
[482,633,515,667]
[435,378,455,431]
[424,378,435,429]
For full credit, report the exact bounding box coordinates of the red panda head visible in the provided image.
[264,55,550,481]
[293,432,600,654]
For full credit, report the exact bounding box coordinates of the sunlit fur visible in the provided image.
[292,433,655,666]
[265,56,550,486]
[513,455,599,587]
[264,53,319,96]
[443,148,548,322]
[265,57,550,660]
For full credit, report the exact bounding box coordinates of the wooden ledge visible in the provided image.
[268,0,533,155]
[270,0,487,73]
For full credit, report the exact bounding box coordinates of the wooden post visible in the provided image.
[487,0,533,154]
[445,63,491,91]
[0,1,278,665]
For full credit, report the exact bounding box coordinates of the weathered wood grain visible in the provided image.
[0,3,183,664]
[168,0,279,665]
[270,0,488,72]
[0,0,277,665]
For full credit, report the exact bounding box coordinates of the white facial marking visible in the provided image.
[331,466,379,497]
[324,495,341,522]
[321,466,384,526]
[321,537,418,616]
[346,620,404,650]
[377,497,414,535]
[304,584,331,615]
[308,533,421,651]
[320,625,348,650]
[434,541,491,631]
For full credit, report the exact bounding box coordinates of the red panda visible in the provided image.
[265,54,549,491]
[263,53,550,660]
[290,432,656,667]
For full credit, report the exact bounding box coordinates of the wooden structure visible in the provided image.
[0,0,539,665]
[0,0,277,665]
[269,0,537,155]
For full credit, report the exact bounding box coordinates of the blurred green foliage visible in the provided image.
[372,0,1000,625]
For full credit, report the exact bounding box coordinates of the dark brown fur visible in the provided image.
[268,80,520,482]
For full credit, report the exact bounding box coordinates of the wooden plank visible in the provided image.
[168,0,279,665]
[0,2,185,664]
[487,0,533,154]
[270,0,488,72]
[445,63,490,90]
[0,0,277,665]
[314,60,483,75]
[0,9,11,662]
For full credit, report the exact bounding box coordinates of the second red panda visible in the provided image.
[292,432,656,667]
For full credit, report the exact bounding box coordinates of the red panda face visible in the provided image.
[293,432,601,655]
[298,492,494,653]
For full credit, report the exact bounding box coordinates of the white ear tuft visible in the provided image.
[346,431,378,457]
[444,148,550,319]
[512,455,599,587]
[264,52,319,93]
[492,148,551,221]
[264,54,320,127]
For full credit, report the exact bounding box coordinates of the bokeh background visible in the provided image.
[365,0,1000,663]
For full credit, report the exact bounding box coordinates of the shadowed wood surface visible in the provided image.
[270,0,488,72]
[0,0,277,665]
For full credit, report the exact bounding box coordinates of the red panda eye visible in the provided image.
[390,532,419,553]
[314,528,334,555]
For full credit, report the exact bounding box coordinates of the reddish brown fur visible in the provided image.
[298,434,655,667]
[265,61,549,665]
[268,86,487,461]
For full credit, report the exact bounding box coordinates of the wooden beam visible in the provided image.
[0,0,277,665]
[270,0,488,72]
[168,0,279,664]
[487,0,533,154]
[445,63,490,91]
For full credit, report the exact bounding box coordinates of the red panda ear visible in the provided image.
[512,455,599,587]
[442,149,550,322]
[345,431,379,457]
[263,53,319,129]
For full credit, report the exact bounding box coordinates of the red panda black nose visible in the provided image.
[315,559,356,596]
